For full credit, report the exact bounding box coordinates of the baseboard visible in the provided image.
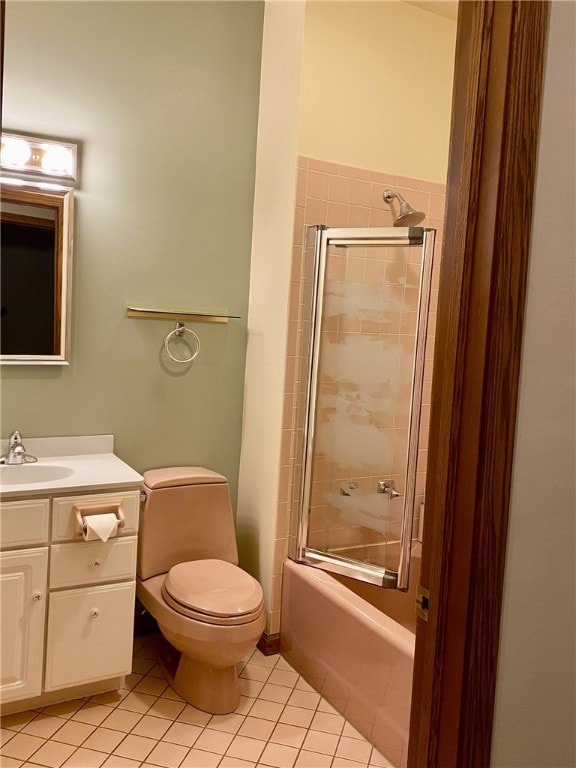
[257,632,280,656]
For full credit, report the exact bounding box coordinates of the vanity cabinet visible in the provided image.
[0,547,48,702]
[0,487,140,711]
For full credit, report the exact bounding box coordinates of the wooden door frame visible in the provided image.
[409,2,549,766]
[1,0,5,126]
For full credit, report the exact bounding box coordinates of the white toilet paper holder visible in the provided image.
[73,501,125,537]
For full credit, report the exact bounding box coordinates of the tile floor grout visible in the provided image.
[1,634,396,768]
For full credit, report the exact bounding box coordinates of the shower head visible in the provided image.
[382,189,426,227]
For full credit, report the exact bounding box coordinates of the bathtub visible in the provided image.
[332,541,422,634]
[281,558,415,768]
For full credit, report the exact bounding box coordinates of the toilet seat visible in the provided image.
[161,559,264,626]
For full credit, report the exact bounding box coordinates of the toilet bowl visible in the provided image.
[136,467,266,714]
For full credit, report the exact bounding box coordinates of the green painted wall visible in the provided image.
[1,1,264,506]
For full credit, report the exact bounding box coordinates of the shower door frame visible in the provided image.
[296,225,435,591]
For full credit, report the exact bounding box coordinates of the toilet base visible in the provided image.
[155,635,241,715]
[174,654,241,715]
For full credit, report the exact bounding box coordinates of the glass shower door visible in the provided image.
[296,226,435,590]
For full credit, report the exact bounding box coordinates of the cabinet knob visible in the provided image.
[90,609,100,618]
[31,591,43,602]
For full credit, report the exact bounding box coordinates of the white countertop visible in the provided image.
[0,435,143,499]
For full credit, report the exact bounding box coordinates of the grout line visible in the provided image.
[1,642,385,768]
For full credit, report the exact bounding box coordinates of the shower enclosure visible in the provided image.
[291,225,435,591]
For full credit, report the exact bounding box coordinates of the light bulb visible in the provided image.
[1,138,32,167]
[41,145,73,176]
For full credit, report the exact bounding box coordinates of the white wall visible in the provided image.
[298,1,456,182]
[491,2,576,766]
[236,2,306,615]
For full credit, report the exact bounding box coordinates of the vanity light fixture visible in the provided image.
[0,132,77,182]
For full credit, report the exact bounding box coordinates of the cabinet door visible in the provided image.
[0,548,48,702]
[45,581,135,691]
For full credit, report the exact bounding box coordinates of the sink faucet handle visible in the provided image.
[8,430,22,445]
[1,430,37,465]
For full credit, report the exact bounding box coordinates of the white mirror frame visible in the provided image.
[1,180,74,365]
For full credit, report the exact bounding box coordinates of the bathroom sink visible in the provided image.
[0,463,75,485]
[0,435,143,499]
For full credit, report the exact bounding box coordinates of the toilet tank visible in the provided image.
[137,466,239,580]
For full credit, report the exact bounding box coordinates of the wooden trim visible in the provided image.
[408,2,549,767]
[257,632,280,656]
[0,0,4,126]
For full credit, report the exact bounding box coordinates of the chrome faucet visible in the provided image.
[0,430,38,465]
[377,479,402,499]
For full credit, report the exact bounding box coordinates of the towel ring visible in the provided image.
[164,322,200,364]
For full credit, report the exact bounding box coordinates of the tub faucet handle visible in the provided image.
[378,480,402,499]
[340,482,359,496]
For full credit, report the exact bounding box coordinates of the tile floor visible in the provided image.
[1,635,393,768]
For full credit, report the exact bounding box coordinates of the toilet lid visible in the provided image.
[163,559,264,623]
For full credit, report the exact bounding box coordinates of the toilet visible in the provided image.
[136,467,266,714]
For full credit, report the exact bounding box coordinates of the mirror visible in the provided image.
[0,181,74,365]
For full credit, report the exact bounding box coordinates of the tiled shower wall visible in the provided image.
[267,157,445,636]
